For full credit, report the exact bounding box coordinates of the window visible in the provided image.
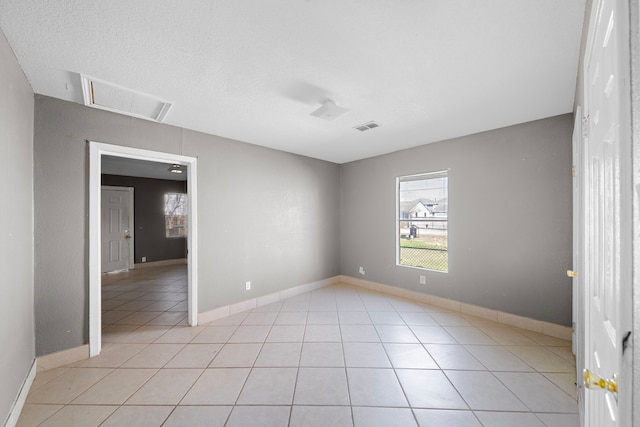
[165,193,187,238]
[397,171,448,272]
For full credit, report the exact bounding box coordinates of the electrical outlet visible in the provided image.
[141,257,146,263]
[359,266,365,275]
[419,275,426,285]
[245,281,251,291]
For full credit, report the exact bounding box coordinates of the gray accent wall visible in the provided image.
[34,95,340,355]
[340,115,573,326]
[0,30,35,424]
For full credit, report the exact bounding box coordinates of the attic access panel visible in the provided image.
[81,75,171,122]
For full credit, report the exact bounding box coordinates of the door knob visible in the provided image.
[584,369,617,393]
[124,235,131,239]
[567,270,578,277]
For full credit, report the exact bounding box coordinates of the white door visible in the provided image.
[101,186,134,273]
[582,0,632,425]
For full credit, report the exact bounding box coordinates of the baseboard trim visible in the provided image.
[338,275,572,341]
[134,258,187,269]
[4,359,37,427]
[198,276,341,324]
[36,344,90,372]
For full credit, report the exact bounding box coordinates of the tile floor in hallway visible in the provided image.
[18,265,579,426]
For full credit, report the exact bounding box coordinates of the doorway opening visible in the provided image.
[89,142,199,357]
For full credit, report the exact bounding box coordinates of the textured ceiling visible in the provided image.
[0,0,586,164]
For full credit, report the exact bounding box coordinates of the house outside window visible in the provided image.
[165,193,187,238]
[397,171,448,272]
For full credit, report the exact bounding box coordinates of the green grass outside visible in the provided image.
[400,246,448,272]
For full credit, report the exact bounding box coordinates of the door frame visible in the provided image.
[89,141,199,357]
[101,185,135,272]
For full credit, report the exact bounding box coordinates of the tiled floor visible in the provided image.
[18,265,579,426]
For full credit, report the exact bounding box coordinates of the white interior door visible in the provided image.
[101,186,134,273]
[582,0,632,425]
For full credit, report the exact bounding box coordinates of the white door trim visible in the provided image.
[89,141,199,357]
[101,185,135,271]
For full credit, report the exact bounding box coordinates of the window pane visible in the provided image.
[398,172,448,272]
[165,193,187,238]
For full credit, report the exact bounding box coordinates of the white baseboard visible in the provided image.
[36,344,90,372]
[338,275,572,341]
[134,258,187,269]
[4,359,37,427]
[198,276,340,324]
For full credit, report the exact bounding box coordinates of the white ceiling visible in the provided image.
[0,0,586,164]
[102,156,187,181]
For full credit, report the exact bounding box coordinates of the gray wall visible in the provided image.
[340,115,573,325]
[0,30,35,424]
[102,174,188,263]
[34,96,341,356]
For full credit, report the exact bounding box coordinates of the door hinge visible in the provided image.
[582,115,589,138]
[572,166,576,177]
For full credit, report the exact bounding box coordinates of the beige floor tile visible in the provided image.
[163,406,232,427]
[126,369,203,405]
[115,311,162,325]
[16,404,63,427]
[477,326,539,346]
[464,345,533,372]
[120,343,185,368]
[243,311,278,325]
[543,372,578,399]
[118,325,172,343]
[227,325,271,343]
[398,312,438,326]
[368,311,405,325]
[300,342,345,367]
[165,343,223,368]
[181,368,250,405]
[255,342,302,367]
[145,311,187,326]
[102,325,139,343]
[343,342,391,368]
[383,343,438,369]
[410,326,457,344]
[209,343,262,367]
[474,411,544,426]
[236,367,297,405]
[225,406,290,427]
[29,368,70,391]
[304,324,341,342]
[100,405,173,427]
[444,326,497,345]
[425,344,486,370]
[306,311,339,324]
[535,413,580,426]
[352,407,417,427]
[444,371,528,411]
[26,368,113,404]
[274,311,309,325]
[190,325,238,343]
[374,324,419,343]
[340,324,380,342]
[495,372,578,413]
[74,343,146,368]
[294,367,350,405]
[38,405,117,427]
[346,368,408,407]
[154,325,207,343]
[338,311,371,324]
[413,409,481,427]
[289,406,353,427]
[507,346,576,373]
[396,369,467,409]
[72,368,157,404]
[266,325,305,342]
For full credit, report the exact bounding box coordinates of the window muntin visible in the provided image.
[164,193,187,238]
[397,171,448,272]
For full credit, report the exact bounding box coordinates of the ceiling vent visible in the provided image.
[81,75,171,122]
[354,121,380,132]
